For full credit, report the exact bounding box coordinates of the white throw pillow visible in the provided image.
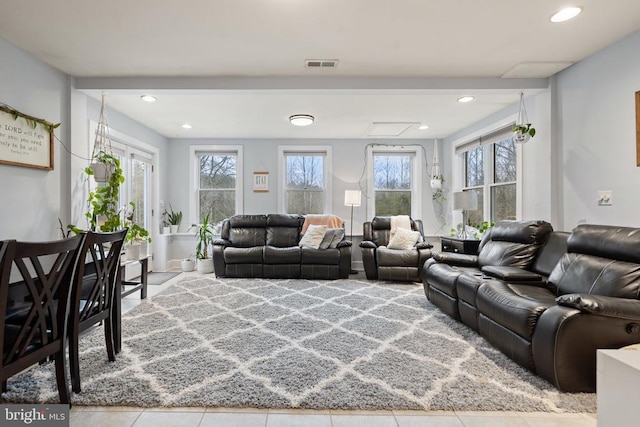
[387,227,420,250]
[299,224,327,249]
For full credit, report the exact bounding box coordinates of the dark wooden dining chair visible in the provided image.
[0,234,86,404]
[68,229,127,393]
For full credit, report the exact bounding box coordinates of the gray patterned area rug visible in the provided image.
[4,276,596,412]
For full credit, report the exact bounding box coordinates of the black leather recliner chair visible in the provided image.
[360,216,432,282]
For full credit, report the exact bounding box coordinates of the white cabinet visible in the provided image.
[597,348,640,427]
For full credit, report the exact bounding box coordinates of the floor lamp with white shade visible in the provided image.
[344,190,361,274]
[453,191,478,239]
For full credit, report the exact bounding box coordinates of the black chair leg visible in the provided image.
[70,325,81,393]
[104,320,116,362]
[54,351,70,404]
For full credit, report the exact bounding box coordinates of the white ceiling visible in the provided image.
[2,0,640,139]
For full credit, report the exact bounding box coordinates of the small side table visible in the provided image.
[440,236,481,255]
[114,255,148,353]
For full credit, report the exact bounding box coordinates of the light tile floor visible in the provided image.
[72,273,596,427]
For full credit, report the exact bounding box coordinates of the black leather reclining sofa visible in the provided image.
[212,214,352,279]
[423,221,640,392]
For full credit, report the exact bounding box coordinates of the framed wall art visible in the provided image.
[0,106,56,170]
[253,171,269,192]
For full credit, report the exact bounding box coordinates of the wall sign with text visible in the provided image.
[253,171,269,192]
[0,106,55,170]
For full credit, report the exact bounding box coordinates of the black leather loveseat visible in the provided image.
[212,214,352,279]
[424,222,640,392]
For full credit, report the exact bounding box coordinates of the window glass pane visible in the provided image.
[199,190,235,226]
[374,191,411,216]
[466,188,484,227]
[130,158,149,229]
[198,154,237,224]
[465,147,484,187]
[286,190,324,214]
[199,155,236,189]
[285,154,325,214]
[494,138,516,183]
[374,155,411,189]
[491,184,516,222]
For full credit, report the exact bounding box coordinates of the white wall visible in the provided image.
[556,30,640,230]
[166,138,446,236]
[0,39,69,241]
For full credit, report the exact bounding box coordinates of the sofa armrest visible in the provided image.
[416,241,433,250]
[360,240,378,249]
[337,240,352,248]
[481,266,543,282]
[431,252,478,266]
[213,238,231,247]
[557,294,640,321]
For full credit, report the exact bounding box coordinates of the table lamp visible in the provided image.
[453,191,478,239]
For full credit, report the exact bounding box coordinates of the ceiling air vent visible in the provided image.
[305,59,338,68]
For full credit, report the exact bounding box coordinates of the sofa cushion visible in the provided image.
[264,246,300,264]
[568,224,640,264]
[329,228,345,248]
[477,281,557,340]
[549,253,640,298]
[377,247,419,266]
[299,224,327,249]
[223,247,263,264]
[266,214,303,247]
[301,247,340,264]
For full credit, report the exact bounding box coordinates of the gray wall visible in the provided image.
[166,138,447,237]
[0,38,69,241]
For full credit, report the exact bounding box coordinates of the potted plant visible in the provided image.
[512,123,536,144]
[512,92,536,144]
[191,213,214,273]
[124,202,152,260]
[181,255,195,272]
[69,154,125,235]
[164,204,182,233]
[430,174,443,190]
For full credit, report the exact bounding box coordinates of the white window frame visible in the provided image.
[277,145,332,214]
[451,116,523,225]
[366,145,423,219]
[189,145,244,225]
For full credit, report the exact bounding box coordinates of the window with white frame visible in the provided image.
[282,150,327,214]
[457,125,519,225]
[195,150,240,225]
[369,147,422,217]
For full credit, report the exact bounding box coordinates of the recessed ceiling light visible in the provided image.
[418,125,430,130]
[181,123,192,129]
[289,114,314,126]
[140,94,157,103]
[457,96,474,103]
[550,6,583,23]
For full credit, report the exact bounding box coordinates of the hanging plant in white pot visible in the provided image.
[430,139,443,189]
[87,95,115,183]
[512,92,536,144]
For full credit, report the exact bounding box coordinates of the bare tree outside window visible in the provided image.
[130,158,149,229]
[462,135,517,225]
[285,155,325,214]
[373,154,412,216]
[199,154,236,224]
[492,138,517,221]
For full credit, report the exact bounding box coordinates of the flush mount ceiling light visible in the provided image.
[289,114,314,126]
[418,124,430,130]
[181,123,192,129]
[457,96,475,103]
[550,6,583,23]
[140,94,157,103]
